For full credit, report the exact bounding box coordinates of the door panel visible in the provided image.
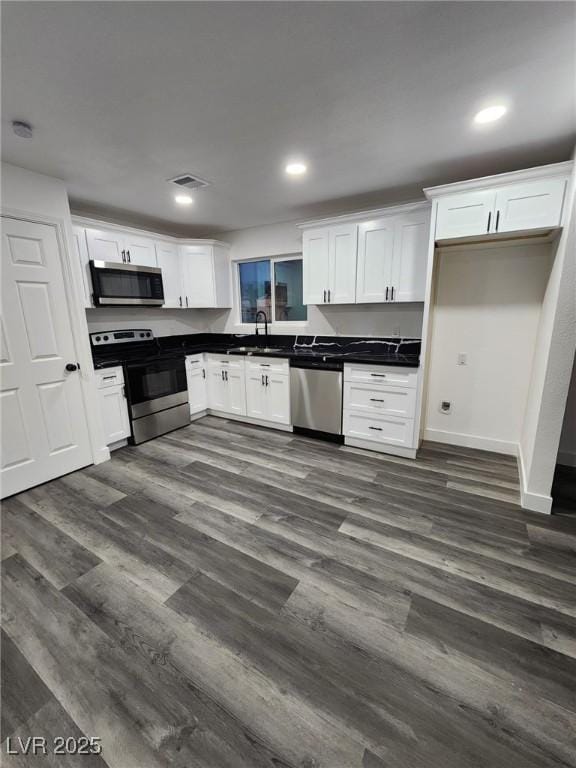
[494,179,566,233]
[1,217,93,497]
[435,191,496,240]
[85,228,125,263]
[303,229,329,304]
[99,386,130,445]
[246,372,267,420]
[156,242,182,308]
[186,366,207,414]
[207,369,227,410]
[329,224,357,304]
[181,246,214,307]
[123,235,157,267]
[356,219,395,303]
[226,370,247,416]
[392,212,429,302]
[266,374,290,424]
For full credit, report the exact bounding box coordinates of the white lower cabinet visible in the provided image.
[95,366,130,447]
[245,357,290,425]
[206,355,246,416]
[343,363,418,454]
[185,355,207,415]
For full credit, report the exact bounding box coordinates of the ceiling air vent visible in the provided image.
[167,173,211,191]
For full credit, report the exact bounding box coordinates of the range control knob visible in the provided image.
[95,336,101,342]
[146,332,151,337]
[103,335,109,341]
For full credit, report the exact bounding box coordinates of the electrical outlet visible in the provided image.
[440,400,451,414]
[457,353,467,365]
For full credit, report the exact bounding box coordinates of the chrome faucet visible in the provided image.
[255,310,268,337]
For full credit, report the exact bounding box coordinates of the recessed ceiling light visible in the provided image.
[285,161,307,176]
[174,194,193,205]
[474,105,507,124]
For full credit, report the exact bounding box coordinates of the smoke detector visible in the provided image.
[12,120,33,139]
[167,173,210,191]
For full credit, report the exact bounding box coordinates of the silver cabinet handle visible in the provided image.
[370,398,384,402]
[495,210,500,232]
[126,250,131,263]
[391,286,395,301]
[202,368,205,379]
[369,426,383,431]
[371,373,387,378]
[261,374,265,386]
[225,370,228,381]
[121,250,126,263]
[385,286,389,301]
[186,296,188,307]
[179,296,182,307]
[328,289,331,302]
[487,212,492,232]
[323,289,326,302]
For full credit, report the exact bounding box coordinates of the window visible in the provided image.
[238,257,307,324]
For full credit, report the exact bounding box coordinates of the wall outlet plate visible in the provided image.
[440,400,452,413]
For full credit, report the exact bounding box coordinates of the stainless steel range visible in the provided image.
[90,329,189,444]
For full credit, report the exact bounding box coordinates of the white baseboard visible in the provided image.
[516,443,552,515]
[423,428,517,456]
[557,449,576,468]
[344,437,417,459]
[108,439,128,452]
[206,410,293,433]
[93,445,111,464]
[190,410,208,422]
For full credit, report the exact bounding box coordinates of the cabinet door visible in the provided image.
[207,368,227,410]
[356,219,395,303]
[85,228,125,263]
[156,242,182,308]
[72,226,93,308]
[246,371,267,420]
[435,191,496,240]
[123,234,157,267]
[186,363,207,415]
[265,374,290,425]
[303,228,330,304]
[181,246,215,308]
[494,179,567,233]
[98,385,130,445]
[391,211,430,302]
[328,224,357,304]
[226,369,247,416]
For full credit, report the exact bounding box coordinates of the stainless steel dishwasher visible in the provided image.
[290,358,343,438]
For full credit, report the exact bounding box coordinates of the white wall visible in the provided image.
[213,219,424,338]
[520,160,576,511]
[558,355,576,467]
[424,241,553,454]
[1,162,109,462]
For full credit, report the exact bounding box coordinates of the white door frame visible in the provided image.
[1,206,110,475]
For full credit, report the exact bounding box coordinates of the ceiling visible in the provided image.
[2,2,575,237]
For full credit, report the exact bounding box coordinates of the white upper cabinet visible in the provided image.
[392,211,430,302]
[85,227,125,263]
[303,228,330,304]
[494,179,566,233]
[155,241,182,308]
[329,224,357,304]
[435,190,496,240]
[122,233,157,267]
[179,244,231,308]
[303,224,357,304]
[85,227,157,267]
[356,207,430,304]
[357,218,395,303]
[431,166,570,242]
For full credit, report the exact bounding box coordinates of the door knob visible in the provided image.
[65,363,79,372]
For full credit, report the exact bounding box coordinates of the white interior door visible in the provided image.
[1,216,93,498]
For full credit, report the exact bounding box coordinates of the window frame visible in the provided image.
[235,254,307,328]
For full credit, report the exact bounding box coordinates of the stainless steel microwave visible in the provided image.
[90,261,164,306]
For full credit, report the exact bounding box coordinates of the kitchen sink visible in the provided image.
[228,346,283,354]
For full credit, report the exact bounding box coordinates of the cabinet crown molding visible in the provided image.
[423,161,573,200]
[297,200,430,230]
[71,215,229,248]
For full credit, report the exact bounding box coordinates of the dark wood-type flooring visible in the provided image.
[2,416,576,767]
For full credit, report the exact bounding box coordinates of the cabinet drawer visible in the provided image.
[206,354,244,370]
[344,363,417,389]
[95,366,124,389]
[344,381,416,418]
[185,354,204,367]
[246,356,289,375]
[343,409,414,448]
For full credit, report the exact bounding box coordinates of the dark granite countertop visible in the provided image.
[92,333,421,369]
